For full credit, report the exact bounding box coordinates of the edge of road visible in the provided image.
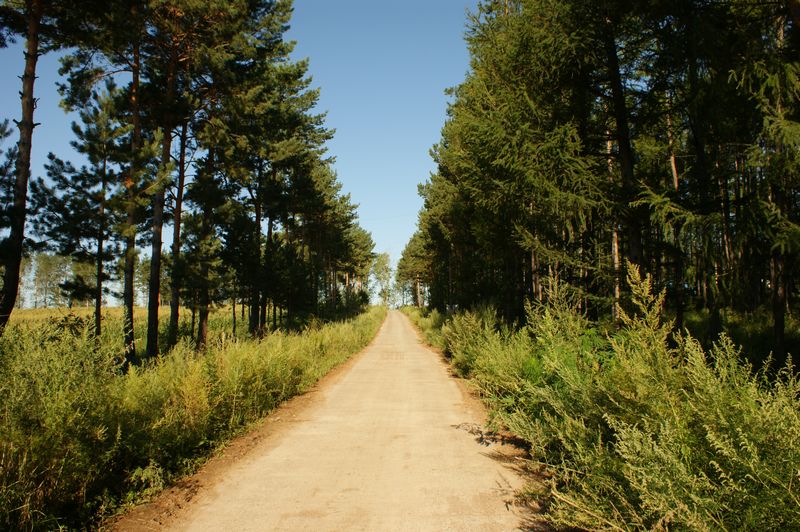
[106,312,391,532]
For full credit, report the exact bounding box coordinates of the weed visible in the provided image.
[0,306,386,529]
[406,267,800,530]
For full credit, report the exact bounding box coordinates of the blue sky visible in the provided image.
[288,0,477,263]
[0,0,477,267]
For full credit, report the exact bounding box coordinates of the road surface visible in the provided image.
[114,310,530,531]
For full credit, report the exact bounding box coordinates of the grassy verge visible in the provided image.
[0,306,386,530]
[402,270,800,530]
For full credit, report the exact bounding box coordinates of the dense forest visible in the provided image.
[398,0,799,363]
[398,2,800,527]
[0,0,376,360]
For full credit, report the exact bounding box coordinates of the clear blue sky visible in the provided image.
[0,0,477,266]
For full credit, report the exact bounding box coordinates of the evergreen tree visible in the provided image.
[30,83,124,335]
[0,0,86,329]
[406,0,799,362]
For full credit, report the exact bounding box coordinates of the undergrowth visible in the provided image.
[0,306,386,530]
[403,268,800,530]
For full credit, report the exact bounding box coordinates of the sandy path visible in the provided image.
[114,310,530,531]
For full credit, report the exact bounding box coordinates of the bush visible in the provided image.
[412,269,800,530]
[402,306,447,349]
[441,305,499,377]
[0,306,386,529]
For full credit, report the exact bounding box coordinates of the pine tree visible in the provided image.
[406,0,798,362]
[30,83,124,335]
[0,0,87,329]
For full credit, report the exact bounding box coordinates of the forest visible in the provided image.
[398,0,800,366]
[0,1,391,528]
[0,0,376,361]
[399,0,800,528]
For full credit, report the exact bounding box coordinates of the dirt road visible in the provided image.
[115,310,530,531]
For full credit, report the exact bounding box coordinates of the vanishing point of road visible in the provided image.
[114,310,531,531]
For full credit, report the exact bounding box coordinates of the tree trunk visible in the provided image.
[146,48,177,358]
[667,108,684,331]
[259,290,268,331]
[607,132,622,324]
[167,120,188,346]
[772,250,786,356]
[95,160,108,338]
[611,227,621,324]
[790,0,800,29]
[195,247,210,349]
[195,147,215,349]
[123,20,143,363]
[771,18,788,358]
[603,20,642,268]
[190,293,196,337]
[0,1,42,331]
[249,196,262,335]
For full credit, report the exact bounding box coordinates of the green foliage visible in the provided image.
[370,252,393,306]
[0,306,386,529]
[404,0,800,357]
[440,305,499,377]
[412,269,800,530]
[401,306,447,350]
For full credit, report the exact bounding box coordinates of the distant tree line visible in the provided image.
[399,0,799,358]
[0,0,375,361]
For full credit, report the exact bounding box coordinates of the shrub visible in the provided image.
[401,306,447,350]
[413,268,800,530]
[0,306,386,529]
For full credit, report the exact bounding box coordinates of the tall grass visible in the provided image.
[0,306,386,529]
[403,269,800,530]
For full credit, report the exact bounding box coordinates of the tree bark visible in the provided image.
[123,17,143,364]
[249,194,262,335]
[94,159,108,338]
[603,20,643,269]
[667,108,684,331]
[771,249,786,356]
[167,120,188,346]
[0,0,42,331]
[606,132,622,324]
[771,18,787,357]
[190,293,196,337]
[146,47,177,358]
[195,148,215,349]
[259,289,268,331]
[232,293,236,336]
[195,237,210,349]
[790,0,800,29]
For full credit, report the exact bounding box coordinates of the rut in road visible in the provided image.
[116,310,531,531]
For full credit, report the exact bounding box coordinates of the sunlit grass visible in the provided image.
[0,305,386,529]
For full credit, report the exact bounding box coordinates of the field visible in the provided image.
[8,304,271,347]
[0,305,386,529]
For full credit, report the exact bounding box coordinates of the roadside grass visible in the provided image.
[402,270,800,530]
[0,306,386,530]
